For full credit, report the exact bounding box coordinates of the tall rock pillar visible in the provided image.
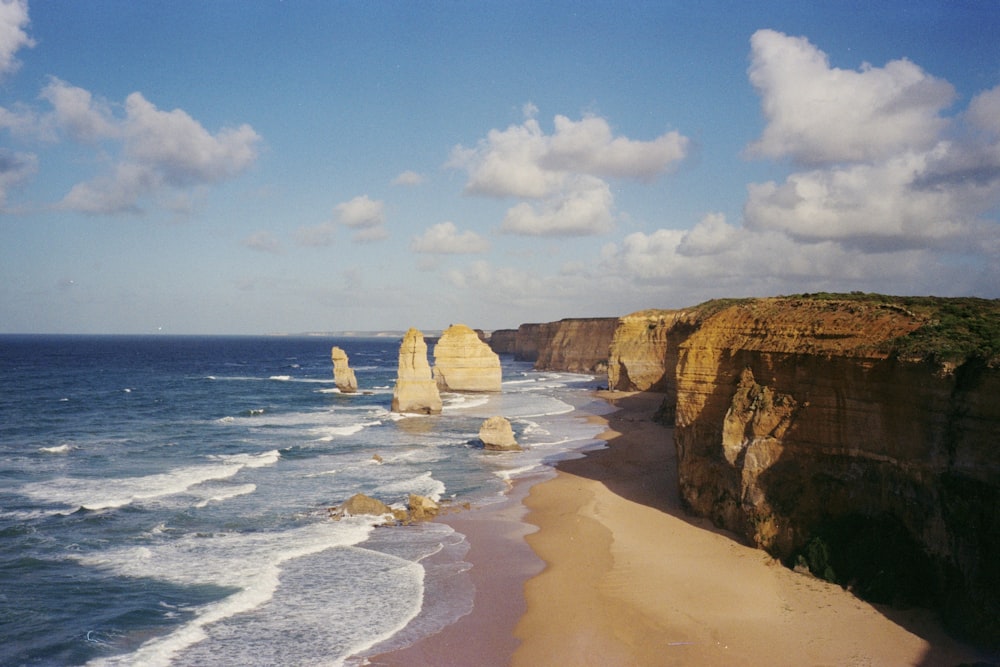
[331,346,359,393]
[391,328,443,414]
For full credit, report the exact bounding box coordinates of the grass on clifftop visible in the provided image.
[693,293,1000,365]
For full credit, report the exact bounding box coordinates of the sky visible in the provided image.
[1,1,999,334]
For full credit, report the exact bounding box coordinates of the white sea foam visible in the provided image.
[193,484,257,508]
[375,471,446,502]
[311,420,381,441]
[39,444,75,454]
[82,519,381,667]
[22,450,280,511]
[269,375,292,381]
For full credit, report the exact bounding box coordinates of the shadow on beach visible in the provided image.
[560,390,995,667]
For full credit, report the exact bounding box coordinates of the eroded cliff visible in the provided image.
[489,318,618,373]
[669,296,1000,646]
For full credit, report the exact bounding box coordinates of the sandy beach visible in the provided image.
[367,391,991,667]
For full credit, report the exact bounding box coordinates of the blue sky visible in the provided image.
[1,1,999,334]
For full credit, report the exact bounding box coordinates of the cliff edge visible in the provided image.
[669,295,999,647]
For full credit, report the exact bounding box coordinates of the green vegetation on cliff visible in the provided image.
[693,293,1000,365]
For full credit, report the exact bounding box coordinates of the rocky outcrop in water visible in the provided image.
[391,328,442,415]
[330,346,359,393]
[478,416,520,451]
[433,324,502,392]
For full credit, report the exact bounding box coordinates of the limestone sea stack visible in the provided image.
[391,328,443,415]
[478,416,520,451]
[433,324,502,392]
[330,346,358,393]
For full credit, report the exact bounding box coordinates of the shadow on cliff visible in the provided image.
[556,390,997,666]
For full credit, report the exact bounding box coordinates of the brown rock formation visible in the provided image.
[489,319,618,373]
[534,318,619,373]
[433,324,502,392]
[478,416,521,451]
[330,346,358,393]
[332,493,393,519]
[670,296,1000,647]
[607,309,702,397]
[391,328,442,415]
[488,329,518,355]
[407,494,440,521]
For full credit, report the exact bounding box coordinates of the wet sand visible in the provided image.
[365,391,989,666]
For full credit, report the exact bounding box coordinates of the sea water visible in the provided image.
[0,335,608,666]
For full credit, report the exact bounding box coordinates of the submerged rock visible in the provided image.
[391,328,442,415]
[478,416,520,451]
[331,346,359,393]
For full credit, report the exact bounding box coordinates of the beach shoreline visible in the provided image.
[363,390,991,666]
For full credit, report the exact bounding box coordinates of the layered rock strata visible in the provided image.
[489,318,618,373]
[433,324,502,392]
[669,297,1000,646]
[391,328,442,415]
[497,295,999,646]
[330,346,358,393]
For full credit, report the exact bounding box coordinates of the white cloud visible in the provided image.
[499,176,613,237]
[411,221,489,254]
[122,92,259,187]
[448,107,689,237]
[334,194,388,242]
[0,0,33,80]
[335,194,384,228]
[36,82,261,215]
[391,170,425,186]
[40,78,118,143]
[242,230,283,254]
[746,29,954,165]
[543,114,688,180]
[967,85,1000,136]
[738,30,1000,266]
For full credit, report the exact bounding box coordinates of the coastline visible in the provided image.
[363,390,990,666]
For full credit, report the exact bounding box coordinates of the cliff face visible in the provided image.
[669,298,1000,646]
[488,318,618,374]
[488,329,518,355]
[607,309,702,400]
[534,318,619,373]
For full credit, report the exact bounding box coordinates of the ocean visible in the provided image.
[0,335,608,666]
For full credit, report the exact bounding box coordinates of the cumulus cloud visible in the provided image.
[41,79,260,214]
[499,175,613,236]
[741,30,1000,263]
[0,0,33,80]
[448,107,689,236]
[746,29,954,165]
[411,221,489,254]
[0,78,261,215]
[334,194,388,242]
[392,170,425,186]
